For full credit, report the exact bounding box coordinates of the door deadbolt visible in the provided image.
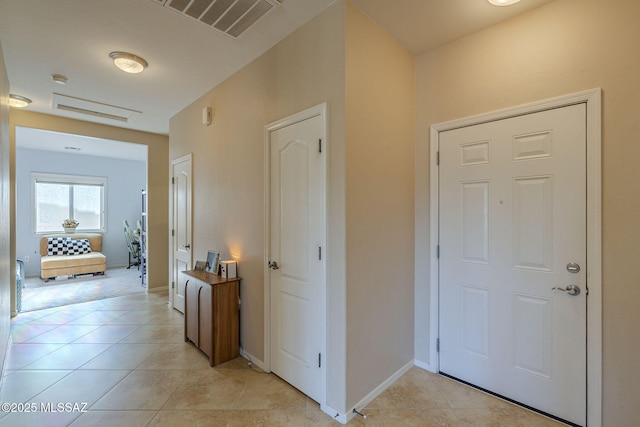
[566,262,580,273]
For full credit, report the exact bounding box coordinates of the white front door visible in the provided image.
[439,104,587,425]
[171,154,192,313]
[268,112,325,403]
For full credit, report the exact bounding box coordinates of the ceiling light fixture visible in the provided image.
[109,51,148,74]
[488,0,521,6]
[9,94,32,108]
[52,74,68,85]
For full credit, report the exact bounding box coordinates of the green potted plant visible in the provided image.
[62,218,79,233]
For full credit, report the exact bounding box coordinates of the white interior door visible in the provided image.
[171,154,192,313]
[269,113,325,403]
[439,104,587,425]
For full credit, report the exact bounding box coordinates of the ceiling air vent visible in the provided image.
[52,93,142,123]
[151,0,282,39]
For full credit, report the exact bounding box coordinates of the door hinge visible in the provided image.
[172,177,175,184]
[172,229,175,237]
[436,151,440,166]
[172,281,175,289]
[436,245,440,258]
[318,353,321,368]
[319,246,322,261]
[318,139,322,153]
[436,338,440,352]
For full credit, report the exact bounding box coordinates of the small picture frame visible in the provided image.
[194,260,207,272]
[206,250,220,274]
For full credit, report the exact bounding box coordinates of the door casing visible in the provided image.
[428,89,602,426]
[263,103,328,413]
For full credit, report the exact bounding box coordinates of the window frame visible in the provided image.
[31,172,108,234]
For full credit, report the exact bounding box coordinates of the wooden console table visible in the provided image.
[183,270,240,366]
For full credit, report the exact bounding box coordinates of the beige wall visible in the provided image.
[9,110,169,302]
[345,1,415,409]
[0,40,11,371]
[170,52,276,361]
[274,3,348,410]
[169,1,347,410]
[415,0,640,424]
[170,0,418,413]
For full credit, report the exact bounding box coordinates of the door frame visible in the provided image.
[168,153,192,309]
[263,103,328,409]
[428,89,602,426]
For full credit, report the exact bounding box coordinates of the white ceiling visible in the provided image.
[0,0,335,135]
[352,0,554,55]
[16,126,148,162]
[1,0,554,155]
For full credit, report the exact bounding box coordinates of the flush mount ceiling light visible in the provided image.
[109,51,148,74]
[9,94,32,108]
[488,0,521,5]
[52,74,68,85]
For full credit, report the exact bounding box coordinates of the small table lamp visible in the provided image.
[220,260,237,279]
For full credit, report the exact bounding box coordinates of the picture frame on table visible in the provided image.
[194,260,207,272]
[206,250,221,274]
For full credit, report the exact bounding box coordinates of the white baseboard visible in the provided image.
[239,347,267,372]
[323,404,348,424]
[1,335,13,378]
[414,358,436,373]
[106,263,129,269]
[329,359,415,424]
[230,354,423,425]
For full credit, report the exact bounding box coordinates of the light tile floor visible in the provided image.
[0,291,565,426]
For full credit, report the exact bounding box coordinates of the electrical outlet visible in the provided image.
[24,256,30,262]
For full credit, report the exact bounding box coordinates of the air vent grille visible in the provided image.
[52,93,142,123]
[151,0,281,39]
